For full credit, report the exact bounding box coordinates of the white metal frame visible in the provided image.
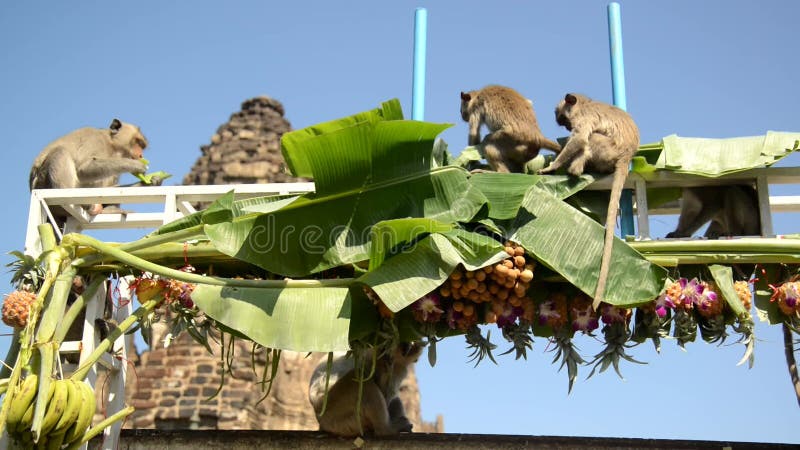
[24,183,315,450]
[584,166,800,239]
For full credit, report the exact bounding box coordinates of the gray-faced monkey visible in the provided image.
[308,342,424,437]
[29,119,149,216]
[460,85,561,173]
[539,93,640,309]
[666,185,761,239]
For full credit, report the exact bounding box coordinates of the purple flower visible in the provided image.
[678,277,704,307]
[600,304,629,325]
[412,294,444,323]
[654,294,675,318]
[784,283,800,308]
[571,303,599,332]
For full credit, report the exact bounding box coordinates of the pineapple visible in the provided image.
[733,280,753,311]
[538,292,569,330]
[695,282,724,319]
[2,290,36,328]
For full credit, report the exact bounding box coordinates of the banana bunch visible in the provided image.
[6,375,96,448]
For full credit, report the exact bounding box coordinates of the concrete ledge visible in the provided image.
[114,430,796,450]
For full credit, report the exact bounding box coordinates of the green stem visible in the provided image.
[71,226,205,268]
[31,343,56,443]
[64,405,135,450]
[70,299,159,382]
[0,226,60,437]
[35,266,77,344]
[641,254,800,267]
[66,234,352,288]
[53,277,104,344]
[630,238,800,253]
[0,327,21,379]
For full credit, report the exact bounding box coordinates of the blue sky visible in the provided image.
[1,0,799,444]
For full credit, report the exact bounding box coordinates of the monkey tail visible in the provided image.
[539,137,562,153]
[592,163,629,310]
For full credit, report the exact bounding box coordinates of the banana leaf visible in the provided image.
[509,185,668,306]
[368,218,453,271]
[204,166,486,277]
[634,132,800,176]
[153,191,303,235]
[708,264,748,318]
[359,230,508,312]
[192,284,353,352]
[194,100,490,277]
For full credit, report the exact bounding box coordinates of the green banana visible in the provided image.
[39,379,67,437]
[53,379,81,432]
[44,429,66,450]
[6,374,39,430]
[15,397,37,433]
[64,381,96,445]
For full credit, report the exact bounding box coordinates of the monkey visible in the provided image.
[460,85,561,173]
[666,185,761,239]
[308,341,424,437]
[539,93,640,309]
[29,119,150,217]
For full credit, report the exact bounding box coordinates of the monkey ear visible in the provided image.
[565,94,578,105]
[110,119,122,133]
[460,91,471,101]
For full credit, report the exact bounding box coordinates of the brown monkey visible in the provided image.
[308,342,424,437]
[29,119,149,216]
[460,85,561,173]
[539,93,640,309]
[666,185,761,239]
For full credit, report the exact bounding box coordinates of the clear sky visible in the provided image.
[1,0,799,444]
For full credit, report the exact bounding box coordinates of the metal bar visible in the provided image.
[757,175,774,236]
[411,7,428,121]
[607,2,636,237]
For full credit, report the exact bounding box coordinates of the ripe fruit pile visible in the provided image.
[5,375,96,448]
[2,290,36,328]
[424,241,536,331]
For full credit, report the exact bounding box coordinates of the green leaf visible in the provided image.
[509,185,668,306]
[469,172,594,220]
[192,284,352,352]
[201,191,235,225]
[359,230,507,312]
[754,264,783,324]
[368,218,453,271]
[280,98,406,180]
[134,170,172,185]
[708,264,748,318]
[153,194,304,235]
[204,166,487,277]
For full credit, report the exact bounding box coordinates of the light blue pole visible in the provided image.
[607,2,635,237]
[411,7,428,121]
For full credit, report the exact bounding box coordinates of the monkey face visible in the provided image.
[555,94,580,131]
[459,91,472,122]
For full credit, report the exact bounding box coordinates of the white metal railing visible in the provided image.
[24,182,315,450]
[584,166,800,239]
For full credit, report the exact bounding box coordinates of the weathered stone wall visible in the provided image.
[182,96,305,185]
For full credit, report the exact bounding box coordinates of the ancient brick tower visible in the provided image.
[124,96,442,432]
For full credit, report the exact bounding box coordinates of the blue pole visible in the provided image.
[411,7,428,121]
[607,2,635,237]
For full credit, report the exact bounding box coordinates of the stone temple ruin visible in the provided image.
[118,96,442,433]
